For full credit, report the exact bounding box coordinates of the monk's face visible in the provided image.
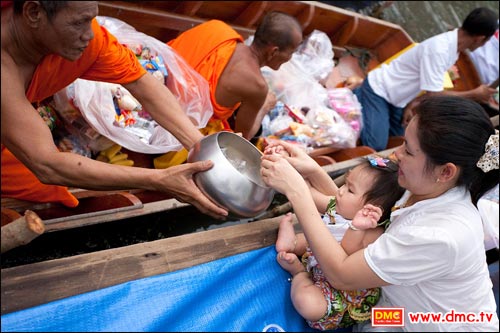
[39,1,98,61]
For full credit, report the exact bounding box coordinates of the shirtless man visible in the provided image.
[168,11,303,140]
[1,1,227,218]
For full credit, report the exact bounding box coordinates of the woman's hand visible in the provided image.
[261,153,309,197]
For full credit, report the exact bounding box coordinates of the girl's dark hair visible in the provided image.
[361,158,405,222]
[415,95,498,205]
[13,1,68,20]
[253,11,302,50]
[461,7,498,38]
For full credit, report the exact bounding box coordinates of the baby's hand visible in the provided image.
[263,143,290,157]
[352,204,383,230]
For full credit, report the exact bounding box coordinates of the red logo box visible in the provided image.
[372,307,405,327]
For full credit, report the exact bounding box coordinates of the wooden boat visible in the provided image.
[3,0,493,240]
[2,2,497,326]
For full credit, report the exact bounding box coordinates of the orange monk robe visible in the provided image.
[168,20,244,131]
[1,18,146,207]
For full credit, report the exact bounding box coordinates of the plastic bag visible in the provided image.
[292,30,335,82]
[262,30,359,149]
[53,16,213,154]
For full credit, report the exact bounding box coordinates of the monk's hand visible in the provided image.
[158,161,228,219]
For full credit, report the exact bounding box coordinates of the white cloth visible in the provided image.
[364,186,499,332]
[368,29,459,107]
[469,28,499,86]
[322,210,350,242]
[478,183,499,250]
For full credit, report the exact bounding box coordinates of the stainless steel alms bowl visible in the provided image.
[187,131,275,218]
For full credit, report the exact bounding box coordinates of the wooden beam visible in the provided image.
[1,215,298,315]
[234,1,268,27]
[331,16,359,46]
[98,1,256,39]
[296,2,315,31]
[174,1,203,16]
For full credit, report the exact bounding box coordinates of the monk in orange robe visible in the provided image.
[1,1,227,218]
[1,17,146,207]
[154,13,302,168]
[168,13,304,140]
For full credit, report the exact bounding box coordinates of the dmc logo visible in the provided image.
[372,307,405,327]
[262,324,285,332]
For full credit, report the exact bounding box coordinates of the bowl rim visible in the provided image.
[212,132,270,189]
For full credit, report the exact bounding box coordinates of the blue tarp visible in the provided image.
[1,246,335,332]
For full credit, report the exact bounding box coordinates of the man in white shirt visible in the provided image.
[353,7,498,151]
[469,24,499,86]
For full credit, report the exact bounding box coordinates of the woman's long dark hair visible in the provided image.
[414,95,498,205]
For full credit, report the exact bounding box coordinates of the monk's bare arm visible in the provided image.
[1,63,175,192]
[123,73,204,150]
[1,69,154,190]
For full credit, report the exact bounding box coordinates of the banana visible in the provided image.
[112,159,134,167]
[102,144,122,160]
[109,153,128,164]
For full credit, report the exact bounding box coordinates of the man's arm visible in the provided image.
[402,84,497,127]
[123,73,204,151]
[1,66,227,218]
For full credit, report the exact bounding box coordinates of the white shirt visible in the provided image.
[364,186,499,332]
[469,28,499,86]
[478,183,499,250]
[368,29,459,108]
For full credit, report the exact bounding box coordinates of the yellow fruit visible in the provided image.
[112,159,134,167]
[154,149,188,169]
[109,153,128,164]
[102,144,122,159]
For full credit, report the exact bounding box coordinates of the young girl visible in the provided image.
[264,143,404,330]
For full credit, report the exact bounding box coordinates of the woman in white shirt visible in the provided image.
[261,95,499,331]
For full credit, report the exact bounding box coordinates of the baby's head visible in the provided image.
[336,155,404,222]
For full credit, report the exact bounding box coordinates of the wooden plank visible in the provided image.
[234,1,268,27]
[331,17,359,46]
[98,1,256,39]
[174,1,203,16]
[1,215,298,315]
[44,198,188,233]
[295,2,315,31]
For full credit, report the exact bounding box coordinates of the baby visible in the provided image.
[264,141,404,330]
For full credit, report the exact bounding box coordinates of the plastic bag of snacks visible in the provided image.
[53,16,213,154]
[260,30,359,149]
[327,88,363,135]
